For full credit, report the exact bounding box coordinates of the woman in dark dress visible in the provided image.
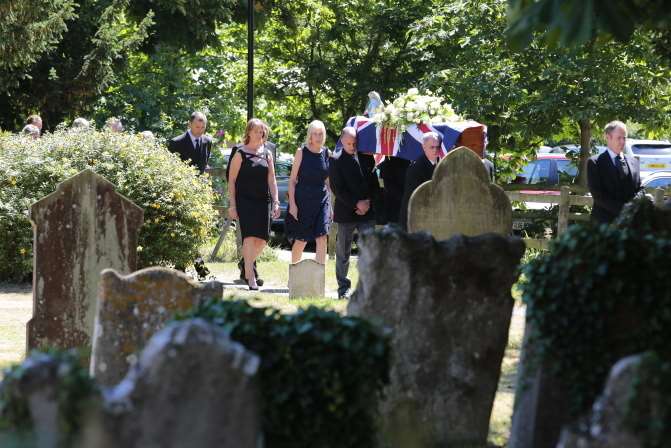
[228,118,280,289]
[286,120,331,264]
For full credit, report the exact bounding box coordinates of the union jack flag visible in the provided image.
[341,115,486,162]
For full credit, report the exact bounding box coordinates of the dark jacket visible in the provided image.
[399,154,436,231]
[587,150,641,224]
[168,132,212,174]
[329,150,374,223]
[379,156,410,224]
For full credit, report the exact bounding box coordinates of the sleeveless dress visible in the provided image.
[235,147,271,240]
[285,145,330,241]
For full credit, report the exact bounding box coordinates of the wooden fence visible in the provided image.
[504,185,669,250]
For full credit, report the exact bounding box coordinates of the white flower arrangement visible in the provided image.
[371,88,461,133]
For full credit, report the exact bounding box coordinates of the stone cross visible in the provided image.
[27,169,143,352]
[288,259,325,298]
[347,227,524,447]
[408,146,512,239]
[90,267,224,386]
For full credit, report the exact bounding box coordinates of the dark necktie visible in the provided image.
[195,138,201,154]
[616,154,629,178]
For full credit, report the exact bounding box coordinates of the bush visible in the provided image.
[0,129,217,281]
[176,299,391,448]
[521,198,671,418]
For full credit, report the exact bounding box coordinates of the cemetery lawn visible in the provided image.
[0,262,524,446]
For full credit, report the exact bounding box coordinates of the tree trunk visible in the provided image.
[576,119,592,187]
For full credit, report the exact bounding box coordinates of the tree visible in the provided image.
[409,0,671,185]
[0,0,76,93]
[254,0,435,144]
[505,0,671,62]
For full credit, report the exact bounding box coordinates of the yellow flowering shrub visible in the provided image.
[0,129,216,281]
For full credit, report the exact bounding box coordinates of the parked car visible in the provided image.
[642,170,671,190]
[627,139,671,179]
[272,155,292,231]
[511,153,578,191]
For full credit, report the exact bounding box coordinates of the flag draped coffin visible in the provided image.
[345,116,486,161]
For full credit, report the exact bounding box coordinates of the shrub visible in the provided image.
[176,299,391,448]
[0,129,217,281]
[521,198,671,419]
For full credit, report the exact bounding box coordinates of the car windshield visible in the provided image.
[557,159,577,182]
[645,177,671,188]
[630,144,671,155]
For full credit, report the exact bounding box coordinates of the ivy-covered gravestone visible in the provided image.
[510,197,671,448]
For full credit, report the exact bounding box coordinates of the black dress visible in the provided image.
[235,149,271,240]
[285,146,330,241]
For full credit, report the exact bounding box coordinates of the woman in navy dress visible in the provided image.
[228,118,281,289]
[286,120,331,264]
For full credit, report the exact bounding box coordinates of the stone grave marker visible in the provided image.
[408,146,512,239]
[1,320,262,448]
[90,267,224,386]
[347,227,524,447]
[288,259,325,298]
[557,354,658,448]
[27,169,143,352]
[91,319,262,448]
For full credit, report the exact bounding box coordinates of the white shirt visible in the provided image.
[187,130,202,149]
[606,147,624,166]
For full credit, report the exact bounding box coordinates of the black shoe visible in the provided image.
[253,261,264,286]
[247,278,259,291]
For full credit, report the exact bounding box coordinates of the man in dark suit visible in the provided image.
[168,111,212,174]
[329,127,376,299]
[587,120,641,224]
[399,132,440,231]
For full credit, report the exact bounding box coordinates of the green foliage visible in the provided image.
[0,0,76,90]
[521,200,671,415]
[177,299,391,448]
[410,0,671,161]
[0,0,154,131]
[0,350,99,445]
[127,0,236,51]
[92,38,247,139]
[506,0,671,54]
[0,129,217,281]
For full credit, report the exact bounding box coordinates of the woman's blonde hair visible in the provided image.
[305,120,326,147]
[243,118,270,145]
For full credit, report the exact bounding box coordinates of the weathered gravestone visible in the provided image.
[90,267,224,386]
[0,320,262,448]
[90,319,262,448]
[0,351,100,448]
[557,354,663,448]
[408,146,512,239]
[347,227,525,447]
[289,259,325,298]
[27,169,143,351]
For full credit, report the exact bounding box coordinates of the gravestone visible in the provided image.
[90,267,224,386]
[288,259,325,298]
[0,351,102,448]
[1,320,262,448]
[91,319,262,448]
[27,169,143,351]
[557,354,659,448]
[347,227,524,447]
[408,146,511,239]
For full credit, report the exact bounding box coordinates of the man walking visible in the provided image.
[329,127,376,299]
[399,132,440,231]
[587,121,641,224]
[168,111,212,174]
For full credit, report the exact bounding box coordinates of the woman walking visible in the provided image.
[228,118,280,289]
[285,120,331,264]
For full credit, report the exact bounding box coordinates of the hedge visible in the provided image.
[176,299,391,448]
[0,129,217,281]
